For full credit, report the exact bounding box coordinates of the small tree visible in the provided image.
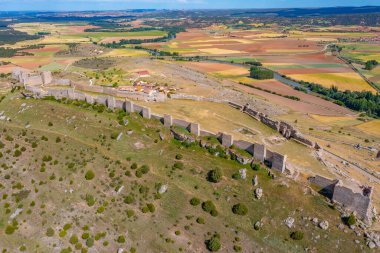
[85,170,95,180]
[290,231,304,240]
[346,213,356,226]
[190,197,201,206]
[207,168,222,183]
[206,235,221,251]
[232,203,248,215]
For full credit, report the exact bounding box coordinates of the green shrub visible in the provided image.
[190,197,201,206]
[346,213,356,226]
[82,232,90,239]
[131,163,138,170]
[5,225,16,235]
[117,235,126,243]
[126,209,135,218]
[175,154,183,160]
[86,194,96,206]
[147,203,155,213]
[233,245,242,252]
[69,234,78,244]
[290,231,304,240]
[202,200,217,216]
[232,203,248,215]
[46,227,55,237]
[252,163,260,171]
[196,217,205,224]
[173,161,184,170]
[207,168,222,183]
[124,195,135,204]
[206,236,221,251]
[85,170,95,180]
[86,237,94,247]
[97,206,105,213]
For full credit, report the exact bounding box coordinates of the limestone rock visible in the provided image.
[319,220,329,230]
[284,217,295,228]
[158,184,168,194]
[117,248,124,253]
[159,132,165,141]
[239,169,247,179]
[311,217,319,226]
[116,132,123,141]
[254,188,263,200]
[253,175,258,186]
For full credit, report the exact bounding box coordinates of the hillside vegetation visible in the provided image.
[0,91,367,253]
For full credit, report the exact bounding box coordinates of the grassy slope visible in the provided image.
[0,92,367,253]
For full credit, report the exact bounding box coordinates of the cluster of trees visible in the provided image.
[249,66,274,80]
[0,28,41,45]
[303,83,380,117]
[364,60,379,70]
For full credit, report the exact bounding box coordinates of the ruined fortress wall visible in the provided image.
[53,79,71,86]
[115,99,125,110]
[74,91,86,101]
[103,87,118,97]
[253,143,266,162]
[151,113,163,121]
[200,130,216,137]
[233,140,254,155]
[95,96,108,106]
[332,184,372,220]
[132,104,144,114]
[228,102,243,110]
[74,83,104,93]
[218,133,234,147]
[271,152,287,173]
[172,118,191,129]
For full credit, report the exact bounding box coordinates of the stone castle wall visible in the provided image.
[309,175,373,222]
[23,84,374,223]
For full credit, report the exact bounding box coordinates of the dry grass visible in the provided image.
[355,120,380,138]
[289,72,376,92]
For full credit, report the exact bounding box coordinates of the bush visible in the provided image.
[124,195,134,204]
[147,203,155,213]
[131,163,138,170]
[346,213,356,226]
[196,217,205,224]
[232,203,248,215]
[117,235,126,243]
[206,236,221,251]
[173,161,184,170]
[202,200,217,216]
[86,194,96,206]
[207,168,222,183]
[175,154,183,160]
[85,170,95,180]
[290,231,304,240]
[46,227,55,237]
[190,197,201,206]
[252,163,260,171]
[69,234,78,244]
[86,237,94,247]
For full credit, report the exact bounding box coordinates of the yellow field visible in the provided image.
[310,114,360,125]
[198,48,244,55]
[102,48,150,57]
[213,68,249,77]
[289,72,377,92]
[355,120,380,137]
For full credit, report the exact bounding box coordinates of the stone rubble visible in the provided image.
[239,169,247,179]
[254,188,263,200]
[158,184,168,194]
[319,220,329,230]
[284,217,295,228]
[252,175,258,186]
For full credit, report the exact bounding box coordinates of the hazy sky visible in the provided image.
[0,0,379,11]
